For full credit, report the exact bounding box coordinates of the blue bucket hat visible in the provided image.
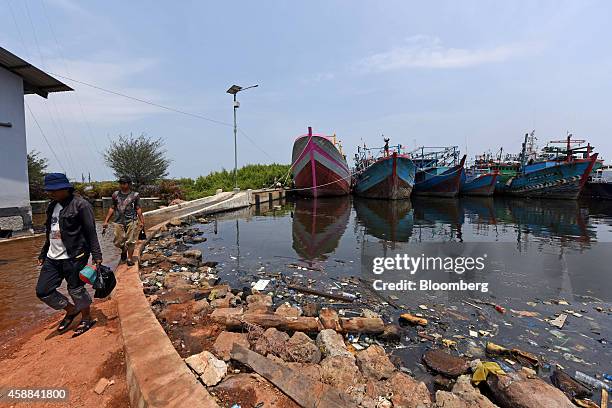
[44,173,73,191]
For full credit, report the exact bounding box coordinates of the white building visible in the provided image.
[0,46,72,233]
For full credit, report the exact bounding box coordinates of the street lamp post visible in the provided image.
[226,84,258,191]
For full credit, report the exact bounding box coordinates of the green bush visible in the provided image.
[180,163,291,200]
[73,181,118,199]
[72,164,290,202]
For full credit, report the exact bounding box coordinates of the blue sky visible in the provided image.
[3,0,612,179]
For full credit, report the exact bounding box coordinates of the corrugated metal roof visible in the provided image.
[0,46,73,98]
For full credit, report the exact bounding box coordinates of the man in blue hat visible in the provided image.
[36,173,103,337]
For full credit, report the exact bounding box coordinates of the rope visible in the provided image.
[264,131,315,190]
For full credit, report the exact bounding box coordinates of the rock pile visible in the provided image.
[139,218,596,408]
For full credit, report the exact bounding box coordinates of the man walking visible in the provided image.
[102,176,144,266]
[36,173,102,336]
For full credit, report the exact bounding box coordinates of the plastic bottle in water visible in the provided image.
[574,371,611,392]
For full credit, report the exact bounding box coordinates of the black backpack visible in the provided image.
[93,264,117,298]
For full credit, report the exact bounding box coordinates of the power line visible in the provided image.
[22,0,77,176]
[238,128,275,161]
[48,72,234,127]
[40,0,103,170]
[26,101,66,173]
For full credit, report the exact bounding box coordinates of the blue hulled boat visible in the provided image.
[411,146,466,197]
[461,169,499,196]
[505,133,598,199]
[353,143,416,199]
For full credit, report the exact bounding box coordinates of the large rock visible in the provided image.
[253,327,290,356]
[274,303,302,317]
[140,253,158,262]
[213,331,250,361]
[435,375,498,408]
[214,373,300,408]
[246,293,273,313]
[168,217,182,226]
[185,350,227,386]
[167,254,200,266]
[319,308,341,331]
[320,356,362,391]
[163,272,194,289]
[210,294,237,309]
[356,345,396,381]
[379,325,401,342]
[191,299,212,315]
[283,332,321,364]
[550,369,592,400]
[182,249,202,260]
[386,372,432,408]
[423,349,470,377]
[316,329,353,359]
[487,370,574,408]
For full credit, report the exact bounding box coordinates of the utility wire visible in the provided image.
[26,101,66,173]
[49,72,281,167]
[40,0,104,170]
[48,72,234,127]
[238,128,275,161]
[23,0,77,176]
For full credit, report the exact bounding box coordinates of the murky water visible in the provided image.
[194,196,612,382]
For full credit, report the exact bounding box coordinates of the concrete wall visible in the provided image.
[0,68,31,231]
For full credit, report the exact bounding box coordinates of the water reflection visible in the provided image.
[495,198,595,246]
[291,197,351,262]
[350,197,603,246]
[353,198,413,242]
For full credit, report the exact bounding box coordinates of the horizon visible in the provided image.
[3,0,612,180]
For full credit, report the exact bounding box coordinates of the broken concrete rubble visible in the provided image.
[356,345,396,381]
[284,331,321,364]
[316,329,354,359]
[434,375,498,408]
[487,370,575,408]
[213,331,250,361]
[423,349,470,377]
[141,217,609,408]
[185,350,227,386]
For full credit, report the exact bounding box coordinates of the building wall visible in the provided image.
[0,67,32,231]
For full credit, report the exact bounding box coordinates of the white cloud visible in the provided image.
[358,35,536,72]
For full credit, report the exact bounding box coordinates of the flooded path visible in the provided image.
[0,209,120,342]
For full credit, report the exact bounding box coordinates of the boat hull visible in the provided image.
[413,156,466,197]
[505,155,598,199]
[461,172,498,196]
[291,135,350,197]
[353,153,416,199]
[582,182,612,200]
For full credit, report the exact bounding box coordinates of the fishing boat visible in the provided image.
[460,168,498,196]
[412,146,466,197]
[472,149,521,194]
[504,132,598,199]
[583,167,612,199]
[291,127,350,197]
[352,140,416,199]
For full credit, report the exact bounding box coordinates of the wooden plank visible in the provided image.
[230,344,356,408]
[287,284,355,302]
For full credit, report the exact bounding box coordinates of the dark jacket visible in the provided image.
[39,194,103,262]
